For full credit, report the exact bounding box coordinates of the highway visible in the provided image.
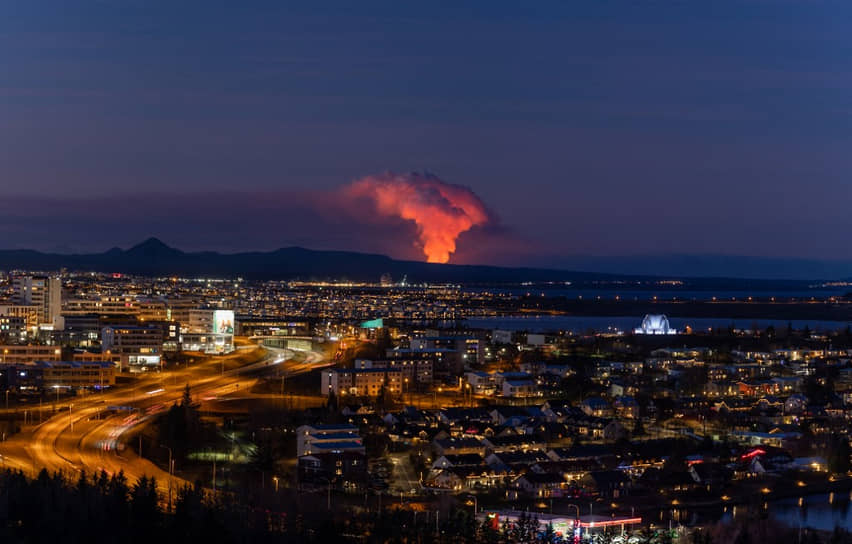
[0,343,329,497]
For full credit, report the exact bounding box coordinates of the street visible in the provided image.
[0,343,328,496]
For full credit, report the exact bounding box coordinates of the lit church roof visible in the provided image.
[634,314,676,335]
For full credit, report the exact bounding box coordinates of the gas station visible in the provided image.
[478,510,643,542]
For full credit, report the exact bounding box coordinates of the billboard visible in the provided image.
[213,310,235,335]
[360,318,384,329]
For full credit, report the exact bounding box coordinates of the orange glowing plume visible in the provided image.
[345,172,491,263]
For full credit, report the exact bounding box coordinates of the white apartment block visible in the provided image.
[321,368,402,397]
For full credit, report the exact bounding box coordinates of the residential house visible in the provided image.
[581,397,614,418]
[514,472,568,498]
[433,437,487,456]
[580,470,632,499]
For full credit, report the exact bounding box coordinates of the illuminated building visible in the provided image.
[385,348,461,381]
[187,309,216,333]
[477,511,642,542]
[72,350,121,366]
[0,304,41,332]
[235,318,311,336]
[354,358,433,385]
[296,423,363,456]
[179,309,234,353]
[62,296,166,319]
[0,344,63,364]
[178,332,234,354]
[411,334,484,364]
[634,314,676,335]
[501,379,540,398]
[296,424,367,489]
[13,276,62,329]
[101,325,163,372]
[321,368,402,397]
[0,315,27,342]
[38,360,117,388]
[1,360,116,391]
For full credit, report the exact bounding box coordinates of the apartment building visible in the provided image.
[320,368,402,397]
[101,325,163,372]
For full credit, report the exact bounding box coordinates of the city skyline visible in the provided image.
[3,2,852,268]
[3,3,852,542]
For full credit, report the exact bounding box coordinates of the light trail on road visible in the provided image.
[0,343,329,497]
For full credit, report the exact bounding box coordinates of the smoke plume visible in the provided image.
[345,172,492,263]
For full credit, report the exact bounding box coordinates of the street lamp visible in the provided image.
[273,475,279,492]
[160,445,174,510]
[567,503,580,521]
[467,494,478,514]
[318,477,333,510]
[566,504,581,543]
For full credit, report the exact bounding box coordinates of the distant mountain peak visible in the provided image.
[126,237,182,256]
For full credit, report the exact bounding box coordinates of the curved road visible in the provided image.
[0,344,327,496]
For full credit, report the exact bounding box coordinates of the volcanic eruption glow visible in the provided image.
[345,172,491,263]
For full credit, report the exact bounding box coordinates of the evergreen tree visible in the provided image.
[828,435,851,474]
[633,418,646,437]
[327,389,339,412]
[540,522,556,543]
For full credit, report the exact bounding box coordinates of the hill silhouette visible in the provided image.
[0,238,599,283]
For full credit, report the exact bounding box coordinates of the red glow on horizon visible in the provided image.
[345,172,490,263]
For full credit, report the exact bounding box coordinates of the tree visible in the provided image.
[829,527,852,544]
[377,381,393,411]
[375,328,392,351]
[249,436,277,472]
[540,522,556,543]
[327,389,339,412]
[480,518,501,544]
[828,435,851,474]
[159,386,203,464]
[130,475,161,533]
[182,383,192,407]
[633,418,646,437]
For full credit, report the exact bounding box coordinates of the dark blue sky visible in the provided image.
[2,1,851,268]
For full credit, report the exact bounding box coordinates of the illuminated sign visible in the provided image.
[360,318,384,329]
[578,517,642,528]
[741,448,766,460]
[213,310,235,335]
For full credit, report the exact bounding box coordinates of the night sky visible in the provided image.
[2,1,851,271]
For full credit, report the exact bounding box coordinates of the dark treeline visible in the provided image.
[3,468,852,543]
[0,469,294,543]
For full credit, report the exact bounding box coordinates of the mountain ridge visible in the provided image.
[0,239,844,286]
[0,239,604,283]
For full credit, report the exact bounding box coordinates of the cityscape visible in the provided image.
[4,2,852,543]
[1,267,851,542]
